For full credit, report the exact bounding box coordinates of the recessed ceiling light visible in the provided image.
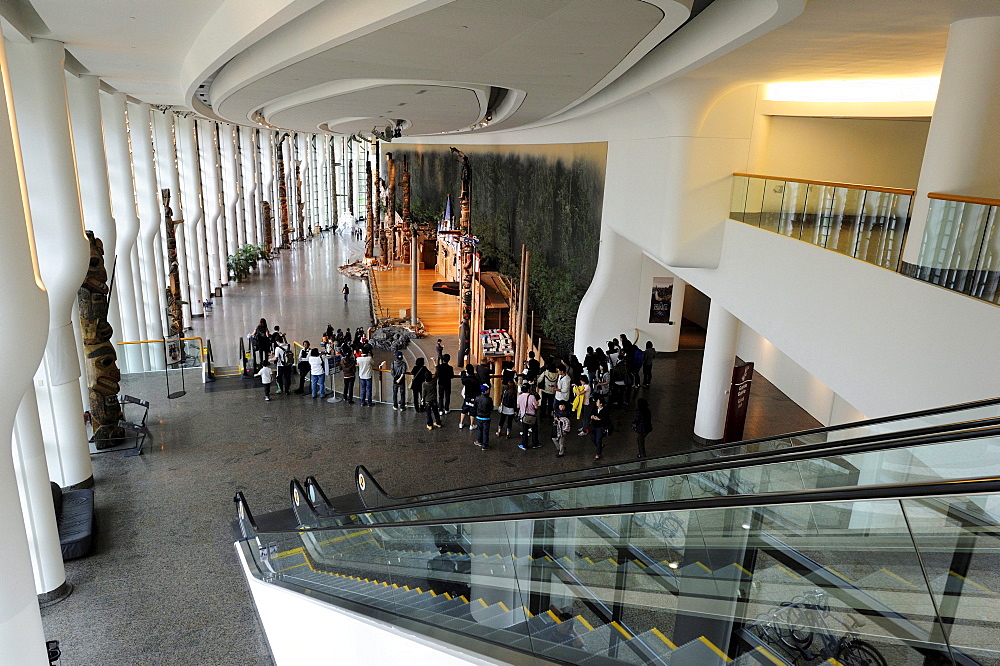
[764,77,940,103]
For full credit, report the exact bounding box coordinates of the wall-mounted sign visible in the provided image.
[649,277,673,324]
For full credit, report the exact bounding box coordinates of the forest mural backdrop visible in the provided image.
[391,142,607,354]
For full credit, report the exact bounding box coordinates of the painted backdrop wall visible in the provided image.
[391,142,607,354]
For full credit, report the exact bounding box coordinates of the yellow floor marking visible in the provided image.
[695,561,713,573]
[776,565,799,579]
[429,590,437,597]
[949,571,995,594]
[826,659,844,665]
[881,569,919,589]
[524,608,533,618]
[543,555,553,562]
[317,529,373,547]
[698,636,732,662]
[650,628,677,649]
[443,592,452,600]
[459,595,468,603]
[633,560,648,568]
[611,622,632,639]
[576,616,594,631]
[278,562,307,572]
[607,558,618,566]
[274,547,305,559]
[497,602,509,612]
[824,566,853,583]
[754,646,785,665]
[547,610,562,623]
[584,557,596,565]
[392,584,399,589]
[733,563,752,576]
[477,598,488,608]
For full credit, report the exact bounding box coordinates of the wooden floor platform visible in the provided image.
[371,264,460,336]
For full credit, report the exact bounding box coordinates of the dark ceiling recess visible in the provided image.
[484,86,508,123]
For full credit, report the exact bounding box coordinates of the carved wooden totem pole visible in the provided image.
[329,137,338,229]
[452,148,473,366]
[386,152,397,263]
[374,143,386,266]
[163,188,183,338]
[365,157,375,260]
[347,154,354,217]
[79,231,125,448]
[276,133,291,249]
[295,162,305,239]
[401,154,412,264]
[261,200,274,255]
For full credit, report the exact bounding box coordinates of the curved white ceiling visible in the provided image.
[205,0,690,135]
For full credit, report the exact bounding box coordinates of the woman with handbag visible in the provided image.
[517,383,540,450]
[497,380,518,439]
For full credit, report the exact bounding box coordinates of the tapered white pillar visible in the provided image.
[0,27,56,665]
[7,39,93,488]
[102,92,147,371]
[176,115,206,315]
[152,111,192,329]
[13,390,67,599]
[904,16,1000,267]
[198,119,225,289]
[240,126,259,246]
[220,124,240,256]
[128,102,166,369]
[693,301,740,443]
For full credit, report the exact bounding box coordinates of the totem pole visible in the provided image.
[347,153,354,217]
[329,137,338,230]
[276,133,291,249]
[295,162,305,240]
[386,152,397,263]
[365,157,375,260]
[401,154,412,264]
[79,231,125,448]
[374,142,385,266]
[261,201,274,255]
[163,188,183,337]
[452,147,473,367]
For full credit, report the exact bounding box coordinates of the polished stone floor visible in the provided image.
[39,230,819,666]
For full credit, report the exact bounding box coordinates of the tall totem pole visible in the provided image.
[163,188,183,337]
[276,133,291,249]
[452,148,472,367]
[78,231,125,448]
[374,143,386,266]
[365,157,375,260]
[401,155,412,264]
[386,152,397,263]
[329,137,338,229]
[295,161,305,239]
[261,200,274,255]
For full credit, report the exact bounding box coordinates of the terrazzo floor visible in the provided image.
[39,231,820,666]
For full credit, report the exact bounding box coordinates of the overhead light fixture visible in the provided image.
[764,77,940,103]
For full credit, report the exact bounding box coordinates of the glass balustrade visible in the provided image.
[240,484,1000,665]
[731,173,914,271]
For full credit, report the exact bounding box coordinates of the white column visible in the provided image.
[220,124,240,256]
[152,111,192,329]
[13,390,66,598]
[7,39,93,488]
[0,27,58,665]
[176,115,206,315]
[693,301,740,443]
[240,126,259,245]
[101,92,147,371]
[904,16,1000,266]
[198,119,225,290]
[128,101,166,369]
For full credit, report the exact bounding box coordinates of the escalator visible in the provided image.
[237,474,1000,665]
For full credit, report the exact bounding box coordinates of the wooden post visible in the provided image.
[386,152,396,263]
[294,161,304,240]
[365,156,374,260]
[401,154,412,264]
[411,231,418,326]
[519,249,531,370]
[452,147,472,368]
[261,201,273,255]
[276,133,291,249]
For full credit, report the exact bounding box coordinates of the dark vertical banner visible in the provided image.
[724,361,754,443]
[649,276,673,323]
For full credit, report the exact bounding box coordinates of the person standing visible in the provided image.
[475,358,491,386]
[294,341,312,394]
[497,380,518,439]
[422,370,442,430]
[271,325,288,346]
[538,362,558,417]
[390,352,408,410]
[458,364,479,430]
[594,363,611,405]
[473,384,494,449]
[342,283,350,302]
[410,358,430,412]
[589,397,609,460]
[554,366,572,410]
[252,318,271,368]
[573,376,592,436]
[340,348,356,404]
[517,383,540,450]
[642,341,656,388]
[272,338,293,395]
[633,398,653,458]
[308,348,326,398]
[436,354,454,414]
[552,402,571,457]
[357,347,374,406]
[254,360,273,401]
[435,338,444,360]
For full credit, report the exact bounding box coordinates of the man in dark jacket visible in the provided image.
[390,352,407,410]
[473,384,493,449]
[340,349,356,404]
[436,353,454,413]
[410,358,429,412]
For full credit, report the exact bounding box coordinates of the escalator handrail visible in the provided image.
[247,475,1000,536]
[345,420,1000,519]
[355,396,1000,508]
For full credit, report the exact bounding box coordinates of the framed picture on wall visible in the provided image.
[649,277,673,324]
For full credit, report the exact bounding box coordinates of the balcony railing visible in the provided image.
[730,173,914,271]
[905,192,1000,305]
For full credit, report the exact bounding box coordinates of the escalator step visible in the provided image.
[668,636,731,664]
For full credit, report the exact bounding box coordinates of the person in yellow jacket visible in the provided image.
[572,376,592,435]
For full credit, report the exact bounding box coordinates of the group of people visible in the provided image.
[252,321,658,460]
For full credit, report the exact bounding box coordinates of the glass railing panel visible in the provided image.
[900,493,1000,665]
[778,180,808,238]
[730,175,750,223]
[760,178,786,234]
[970,205,1000,304]
[918,198,994,294]
[245,492,988,664]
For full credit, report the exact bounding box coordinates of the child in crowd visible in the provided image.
[254,360,273,401]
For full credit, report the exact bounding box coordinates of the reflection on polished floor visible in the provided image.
[370,263,460,336]
[39,231,819,665]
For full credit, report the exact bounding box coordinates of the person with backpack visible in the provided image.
[410,358,430,412]
[340,347,356,404]
[610,357,629,405]
[436,354,454,413]
[551,402,571,457]
[538,361,559,417]
[458,364,479,429]
[271,338,293,395]
[497,380,518,439]
[633,398,653,458]
[473,384,494,449]
[294,341,312,394]
[390,352,407,410]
